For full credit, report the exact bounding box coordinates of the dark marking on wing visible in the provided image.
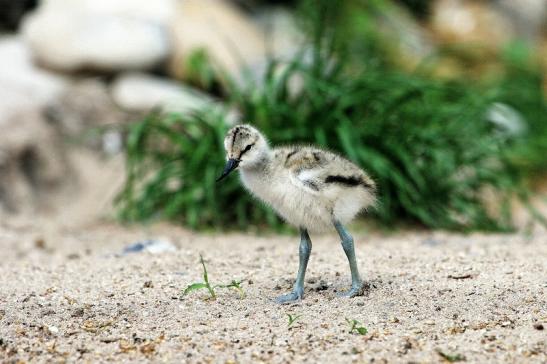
[285,149,298,165]
[303,180,320,191]
[312,152,321,162]
[325,175,362,187]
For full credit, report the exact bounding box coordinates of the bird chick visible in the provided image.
[218,124,376,303]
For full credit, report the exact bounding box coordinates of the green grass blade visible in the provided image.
[183,283,208,295]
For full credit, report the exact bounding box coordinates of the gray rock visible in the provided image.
[496,0,546,42]
[168,2,306,88]
[111,72,240,123]
[168,1,266,84]
[0,108,74,214]
[0,36,74,213]
[46,79,129,136]
[44,78,138,154]
[0,36,68,121]
[111,72,213,114]
[121,238,177,255]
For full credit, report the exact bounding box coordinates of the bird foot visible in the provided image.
[337,282,364,298]
[275,289,303,304]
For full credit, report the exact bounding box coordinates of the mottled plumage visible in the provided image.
[218,124,376,302]
[222,125,376,232]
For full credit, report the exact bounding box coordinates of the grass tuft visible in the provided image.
[115,0,546,232]
[182,254,245,299]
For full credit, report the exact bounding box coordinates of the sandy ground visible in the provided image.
[0,217,545,364]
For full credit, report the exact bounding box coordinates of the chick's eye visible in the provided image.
[243,144,253,153]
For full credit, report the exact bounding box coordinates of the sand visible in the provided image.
[0,217,545,363]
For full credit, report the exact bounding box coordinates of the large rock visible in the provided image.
[168,0,267,84]
[111,72,240,123]
[47,79,129,137]
[0,109,73,214]
[431,0,515,49]
[111,72,212,114]
[22,0,174,73]
[0,36,67,208]
[44,79,138,155]
[0,36,134,214]
[0,37,73,213]
[496,0,546,42]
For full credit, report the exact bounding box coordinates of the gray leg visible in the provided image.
[333,220,363,297]
[276,228,312,304]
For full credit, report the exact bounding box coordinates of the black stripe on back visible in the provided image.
[324,175,362,187]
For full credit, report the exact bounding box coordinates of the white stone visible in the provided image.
[40,0,176,24]
[111,72,212,114]
[22,0,173,72]
[111,72,240,123]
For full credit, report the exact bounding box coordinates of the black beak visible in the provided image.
[216,158,240,182]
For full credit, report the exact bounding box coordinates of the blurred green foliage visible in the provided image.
[116,0,546,231]
[496,43,547,176]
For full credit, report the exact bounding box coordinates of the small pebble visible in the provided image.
[35,238,46,249]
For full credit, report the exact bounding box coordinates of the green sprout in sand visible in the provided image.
[287,313,302,327]
[346,318,368,335]
[183,255,245,299]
